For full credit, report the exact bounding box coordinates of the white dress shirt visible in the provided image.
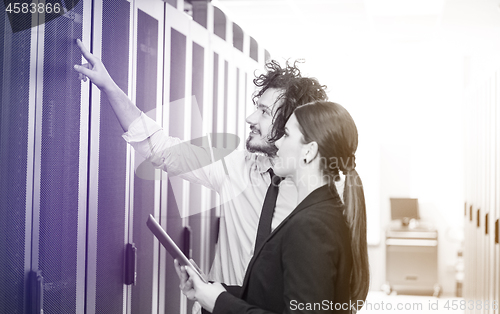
[122,112,298,285]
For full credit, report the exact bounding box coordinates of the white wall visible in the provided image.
[294,43,465,294]
[216,0,500,296]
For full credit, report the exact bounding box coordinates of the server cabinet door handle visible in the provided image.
[496,219,499,244]
[485,213,489,235]
[29,270,43,314]
[125,243,137,285]
[184,226,192,259]
[216,217,220,243]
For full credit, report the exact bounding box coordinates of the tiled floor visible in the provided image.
[359,291,464,314]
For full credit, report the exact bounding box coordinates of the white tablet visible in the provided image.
[146,215,208,283]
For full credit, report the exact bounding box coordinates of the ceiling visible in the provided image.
[213,0,500,58]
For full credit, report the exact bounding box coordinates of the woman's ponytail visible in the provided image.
[343,168,369,311]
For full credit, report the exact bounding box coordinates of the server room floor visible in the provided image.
[359,291,464,314]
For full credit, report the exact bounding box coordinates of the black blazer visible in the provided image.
[211,185,353,314]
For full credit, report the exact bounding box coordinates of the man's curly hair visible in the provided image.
[253,60,328,143]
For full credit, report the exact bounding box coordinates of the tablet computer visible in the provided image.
[146,215,208,283]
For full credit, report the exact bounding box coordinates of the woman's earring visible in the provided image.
[303,158,307,164]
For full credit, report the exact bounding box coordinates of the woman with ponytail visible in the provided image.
[293,101,369,307]
[176,101,369,313]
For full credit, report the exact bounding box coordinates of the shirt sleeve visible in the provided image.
[122,112,227,192]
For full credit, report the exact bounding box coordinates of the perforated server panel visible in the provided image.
[184,39,206,313]
[0,5,31,313]
[209,52,220,265]
[131,8,159,314]
[189,41,205,269]
[36,2,86,312]
[92,1,130,313]
[464,68,500,314]
[165,26,187,314]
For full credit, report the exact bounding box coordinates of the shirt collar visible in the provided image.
[245,150,275,174]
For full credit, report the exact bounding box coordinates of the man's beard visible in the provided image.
[246,136,278,157]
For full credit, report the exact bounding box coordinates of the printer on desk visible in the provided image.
[383,198,442,297]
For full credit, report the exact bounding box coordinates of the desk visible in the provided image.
[384,224,441,296]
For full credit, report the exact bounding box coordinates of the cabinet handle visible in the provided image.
[495,219,499,244]
[29,270,43,314]
[125,243,137,285]
[485,213,489,235]
[216,217,220,243]
[184,226,192,259]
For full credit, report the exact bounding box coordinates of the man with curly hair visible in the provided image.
[73,39,328,285]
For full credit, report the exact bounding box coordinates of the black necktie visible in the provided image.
[254,169,283,252]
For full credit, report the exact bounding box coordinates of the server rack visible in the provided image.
[0,4,38,313]
[130,1,165,313]
[1,1,92,313]
[464,68,500,314]
[0,0,266,313]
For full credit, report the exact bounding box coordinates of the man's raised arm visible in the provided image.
[73,39,141,132]
[73,39,226,193]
